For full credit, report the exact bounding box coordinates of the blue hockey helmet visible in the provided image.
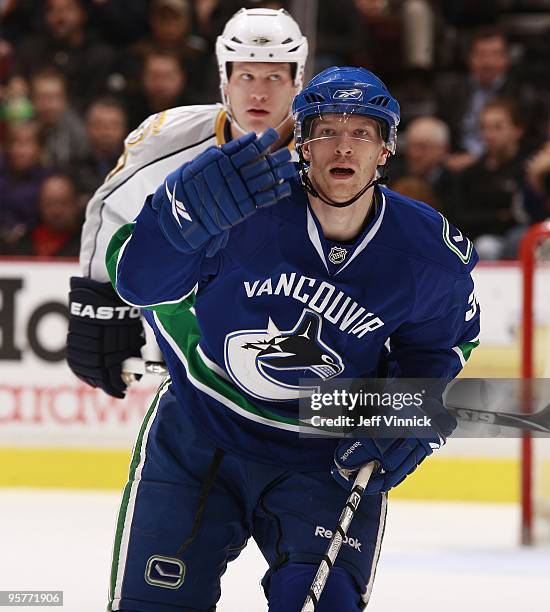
[292,66,400,154]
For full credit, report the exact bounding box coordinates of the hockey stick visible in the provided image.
[122,359,550,434]
[445,402,550,434]
[120,358,169,386]
[301,461,377,612]
[122,357,374,607]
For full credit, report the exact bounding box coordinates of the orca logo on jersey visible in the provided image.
[224,309,344,402]
[332,89,363,100]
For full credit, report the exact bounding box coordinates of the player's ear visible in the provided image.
[377,147,390,167]
[301,143,312,162]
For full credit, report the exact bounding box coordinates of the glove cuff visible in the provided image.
[419,396,457,439]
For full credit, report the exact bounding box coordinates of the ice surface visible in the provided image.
[0,490,548,611]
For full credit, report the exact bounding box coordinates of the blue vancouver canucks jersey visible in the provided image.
[107,178,480,470]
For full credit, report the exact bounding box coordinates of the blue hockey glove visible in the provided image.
[151,128,296,254]
[332,398,457,495]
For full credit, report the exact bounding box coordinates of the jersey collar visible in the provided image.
[306,188,387,277]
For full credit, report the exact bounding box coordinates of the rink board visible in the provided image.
[1,259,549,502]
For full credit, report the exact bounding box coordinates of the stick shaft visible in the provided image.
[446,404,550,434]
[301,462,376,612]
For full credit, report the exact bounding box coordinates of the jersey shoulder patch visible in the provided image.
[123,104,220,164]
[379,188,476,272]
[99,104,221,188]
[439,213,474,265]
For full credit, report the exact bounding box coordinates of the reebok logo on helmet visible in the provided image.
[332,89,363,100]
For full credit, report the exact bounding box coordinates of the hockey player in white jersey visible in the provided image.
[67,8,308,397]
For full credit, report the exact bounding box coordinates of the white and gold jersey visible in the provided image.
[80,104,231,281]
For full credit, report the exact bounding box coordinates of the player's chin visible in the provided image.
[323,179,359,202]
[319,190,355,206]
[242,113,272,134]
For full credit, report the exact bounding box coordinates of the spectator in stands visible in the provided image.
[391,175,439,210]
[336,1,437,123]
[71,97,127,199]
[8,173,82,256]
[30,67,88,168]
[0,75,34,143]
[348,0,402,78]
[148,0,193,51]
[120,0,207,101]
[0,0,43,43]
[435,26,543,173]
[525,120,550,218]
[0,38,14,88]
[453,98,535,259]
[190,0,245,50]
[391,116,456,215]
[0,121,53,252]
[127,52,192,129]
[349,0,435,73]
[88,0,149,46]
[314,0,359,71]
[15,0,115,112]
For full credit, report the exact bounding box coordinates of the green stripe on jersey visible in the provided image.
[108,379,171,608]
[106,222,135,289]
[458,338,480,362]
[156,309,300,427]
[105,221,197,315]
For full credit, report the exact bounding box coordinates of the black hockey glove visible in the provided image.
[67,276,145,398]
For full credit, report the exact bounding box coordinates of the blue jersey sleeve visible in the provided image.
[386,272,480,381]
[105,196,219,314]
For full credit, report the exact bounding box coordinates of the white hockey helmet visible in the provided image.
[216,8,308,96]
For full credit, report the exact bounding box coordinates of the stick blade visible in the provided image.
[529,402,550,432]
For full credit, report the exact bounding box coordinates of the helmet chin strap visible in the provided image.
[297,148,390,208]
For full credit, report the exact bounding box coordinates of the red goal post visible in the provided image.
[520,219,550,545]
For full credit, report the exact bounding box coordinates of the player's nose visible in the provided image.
[334,134,354,155]
[251,90,268,103]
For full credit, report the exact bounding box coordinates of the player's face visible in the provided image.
[225,62,297,134]
[406,130,447,176]
[302,114,389,203]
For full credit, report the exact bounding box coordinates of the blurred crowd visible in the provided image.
[1,0,550,259]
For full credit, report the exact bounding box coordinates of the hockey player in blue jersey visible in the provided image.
[105,67,480,610]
